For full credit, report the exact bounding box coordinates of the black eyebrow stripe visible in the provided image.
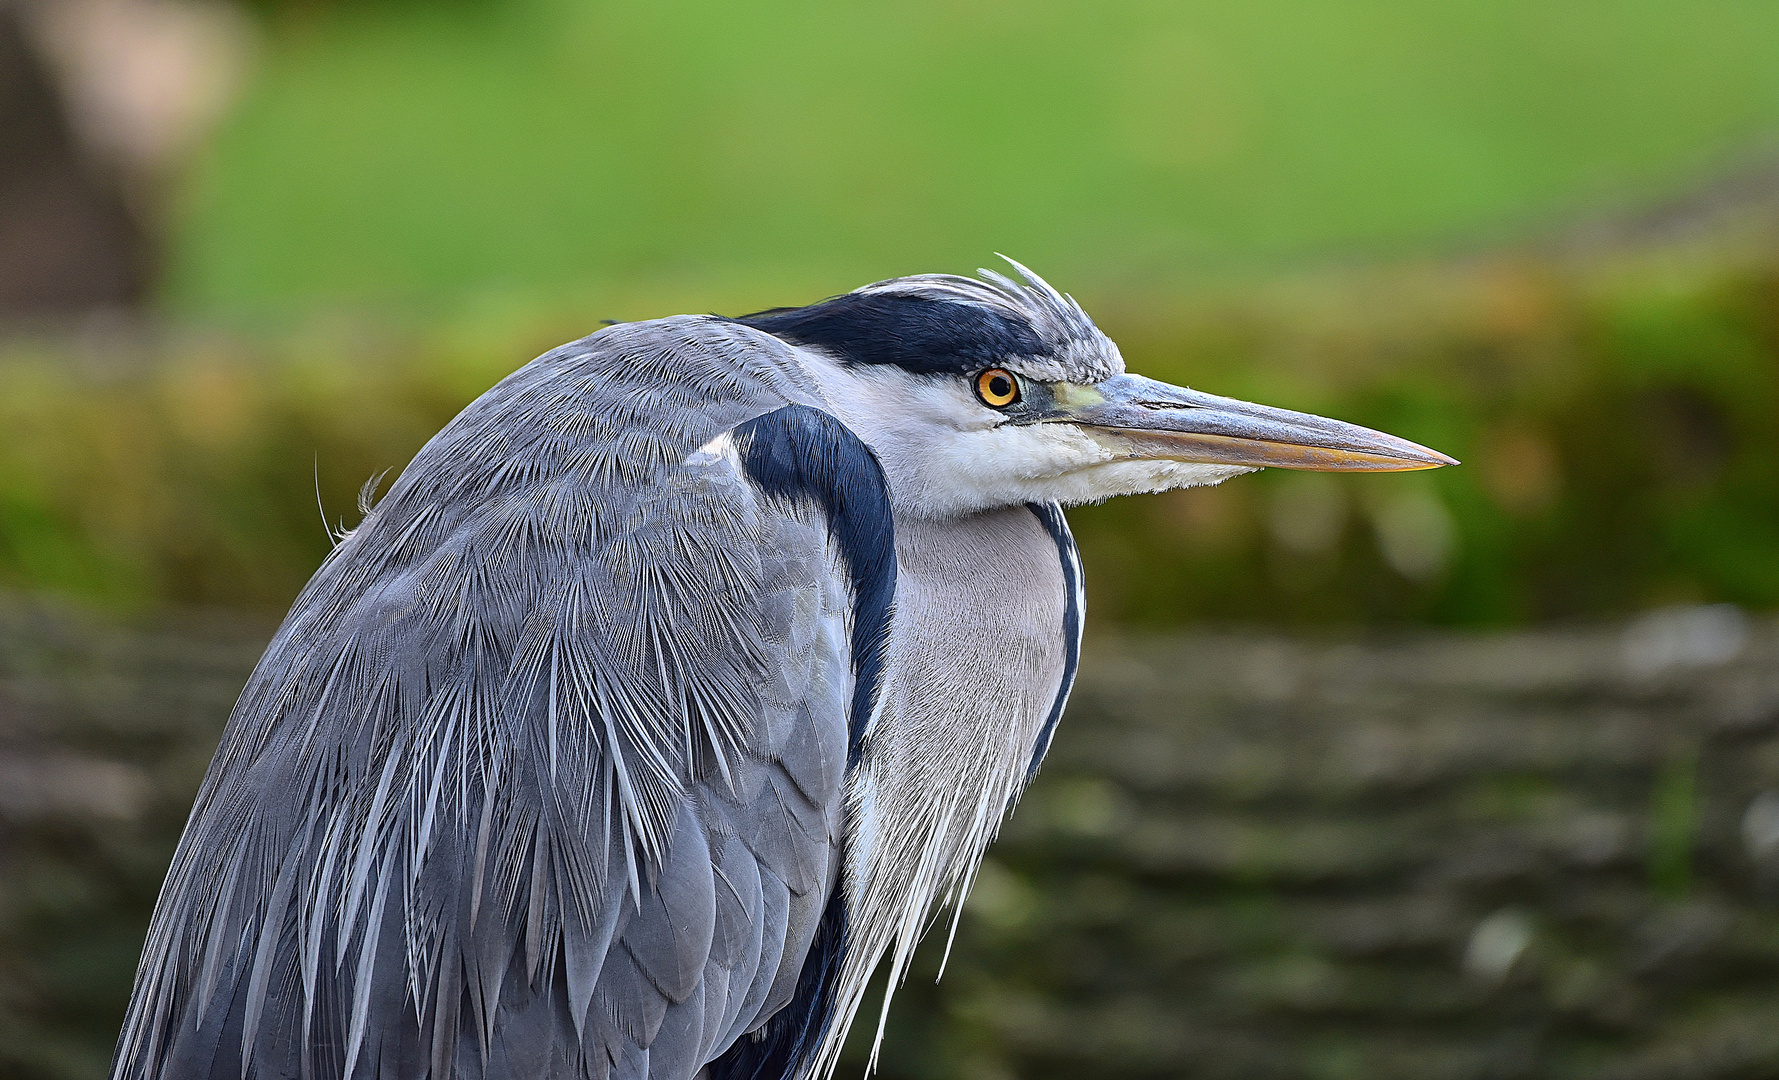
[734,293,1045,375]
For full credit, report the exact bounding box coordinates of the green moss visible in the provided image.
[1649,748,1699,901]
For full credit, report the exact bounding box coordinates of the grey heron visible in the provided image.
[113,261,1453,1080]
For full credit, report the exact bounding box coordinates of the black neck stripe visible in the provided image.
[1025,500,1081,783]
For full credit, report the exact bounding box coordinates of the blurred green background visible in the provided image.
[7,1,1779,1079]
[166,0,1779,311]
[6,0,1779,629]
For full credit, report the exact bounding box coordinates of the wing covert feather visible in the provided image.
[112,319,879,1080]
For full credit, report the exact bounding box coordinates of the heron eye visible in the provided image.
[974,368,1020,408]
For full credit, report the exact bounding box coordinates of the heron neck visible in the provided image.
[811,506,1070,1076]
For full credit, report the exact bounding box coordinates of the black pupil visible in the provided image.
[988,374,1013,399]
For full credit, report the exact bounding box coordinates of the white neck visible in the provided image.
[808,508,1069,1077]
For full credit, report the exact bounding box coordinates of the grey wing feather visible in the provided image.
[112,318,854,1080]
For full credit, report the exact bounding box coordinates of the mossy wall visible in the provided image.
[4,598,1777,1079]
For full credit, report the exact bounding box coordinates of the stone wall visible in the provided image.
[2,596,1777,1080]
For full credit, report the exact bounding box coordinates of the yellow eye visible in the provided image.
[974,368,1020,408]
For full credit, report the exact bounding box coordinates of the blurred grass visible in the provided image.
[5,234,1778,628]
[167,0,1779,313]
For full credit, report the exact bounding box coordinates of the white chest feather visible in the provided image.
[811,507,1068,1075]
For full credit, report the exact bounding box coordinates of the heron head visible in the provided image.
[742,259,1456,519]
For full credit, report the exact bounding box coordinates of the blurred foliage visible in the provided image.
[165,0,1779,312]
[1074,245,1779,628]
[3,237,1778,628]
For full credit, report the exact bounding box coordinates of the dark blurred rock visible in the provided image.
[0,595,268,1080]
[3,597,1779,1079]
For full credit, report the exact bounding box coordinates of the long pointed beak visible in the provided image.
[1054,374,1458,472]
